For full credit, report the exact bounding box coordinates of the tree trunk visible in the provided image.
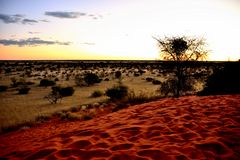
[176,65,181,98]
[175,56,182,98]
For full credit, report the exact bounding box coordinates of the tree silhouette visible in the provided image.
[154,36,208,97]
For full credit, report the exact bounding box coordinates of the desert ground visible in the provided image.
[0,94,240,159]
[0,60,239,159]
[0,60,211,133]
[0,61,163,132]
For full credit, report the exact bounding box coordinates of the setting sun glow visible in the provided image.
[0,0,239,61]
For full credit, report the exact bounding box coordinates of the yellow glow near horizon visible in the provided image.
[0,0,239,61]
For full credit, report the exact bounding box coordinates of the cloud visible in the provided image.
[0,13,23,23]
[40,19,50,22]
[45,11,102,20]
[80,42,95,45]
[0,37,71,46]
[22,19,38,24]
[88,14,102,20]
[28,32,40,34]
[0,13,39,25]
[45,11,85,18]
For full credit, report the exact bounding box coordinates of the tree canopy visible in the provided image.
[154,36,209,98]
[154,36,208,61]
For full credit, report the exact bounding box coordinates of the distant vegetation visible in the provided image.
[18,86,31,94]
[75,72,101,86]
[45,86,75,104]
[115,70,122,79]
[0,85,8,92]
[84,73,101,86]
[39,79,56,87]
[91,90,104,98]
[105,84,128,101]
[1,59,237,133]
[54,86,75,97]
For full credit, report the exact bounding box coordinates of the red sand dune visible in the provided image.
[0,95,240,160]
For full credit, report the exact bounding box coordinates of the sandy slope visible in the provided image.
[0,95,240,160]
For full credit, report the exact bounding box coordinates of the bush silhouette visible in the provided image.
[91,90,103,97]
[52,86,74,97]
[146,77,154,82]
[198,62,240,95]
[75,75,86,86]
[0,85,8,92]
[39,79,56,87]
[84,73,101,86]
[10,77,26,87]
[44,86,74,104]
[18,87,31,94]
[106,85,128,101]
[152,79,161,85]
[115,71,122,79]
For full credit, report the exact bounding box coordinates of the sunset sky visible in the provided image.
[0,0,239,61]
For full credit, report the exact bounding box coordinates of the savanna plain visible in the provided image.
[0,60,239,160]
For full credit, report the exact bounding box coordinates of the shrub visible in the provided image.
[146,77,154,82]
[139,69,146,75]
[134,73,140,77]
[58,112,93,121]
[152,79,162,85]
[158,77,194,97]
[91,90,103,98]
[25,81,35,85]
[5,68,12,74]
[10,77,25,87]
[39,79,55,87]
[70,106,80,112]
[115,71,122,79]
[82,114,93,120]
[18,87,31,94]
[75,75,86,86]
[126,90,158,105]
[10,77,17,87]
[59,87,74,97]
[36,115,50,123]
[44,93,62,104]
[52,86,74,97]
[0,85,8,92]
[84,73,101,86]
[105,85,128,101]
[158,79,177,97]
[65,112,82,120]
[44,87,62,104]
[112,103,128,112]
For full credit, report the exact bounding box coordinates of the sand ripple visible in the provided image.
[1,95,240,159]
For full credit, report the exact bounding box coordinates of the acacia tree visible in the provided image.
[154,36,208,97]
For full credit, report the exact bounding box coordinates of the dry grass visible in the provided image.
[0,68,163,133]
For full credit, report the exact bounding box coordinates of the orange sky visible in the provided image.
[0,0,240,61]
